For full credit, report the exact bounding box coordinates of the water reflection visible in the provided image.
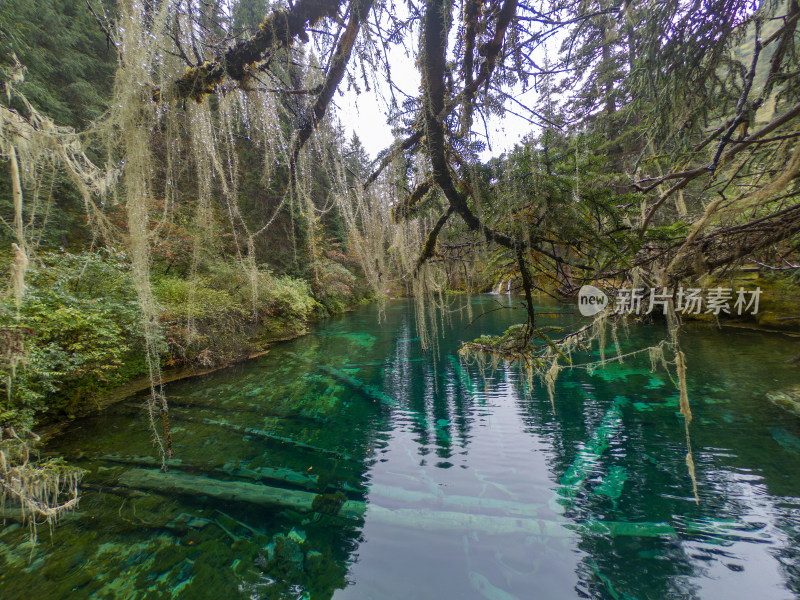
[1,297,799,599]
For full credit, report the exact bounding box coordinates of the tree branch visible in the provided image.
[168,0,347,102]
[290,0,375,167]
[639,100,800,236]
[393,176,435,221]
[415,207,454,271]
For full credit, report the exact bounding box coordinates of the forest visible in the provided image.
[1,0,800,598]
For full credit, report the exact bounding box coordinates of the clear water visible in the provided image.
[2,296,800,600]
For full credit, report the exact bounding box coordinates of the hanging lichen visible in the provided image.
[544,357,561,409]
[675,349,699,503]
[0,427,84,543]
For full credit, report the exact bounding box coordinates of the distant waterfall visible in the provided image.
[491,280,513,295]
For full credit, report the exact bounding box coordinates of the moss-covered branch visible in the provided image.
[366,0,517,189]
[290,0,375,165]
[421,0,517,249]
[392,176,434,221]
[170,0,347,102]
[415,207,454,271]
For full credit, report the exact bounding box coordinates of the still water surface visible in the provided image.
[1,296,800,599]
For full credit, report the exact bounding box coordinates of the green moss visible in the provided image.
[151,545,186,574]
[688,272,800,331]
[311,491,347,516]
[265,534,304,577]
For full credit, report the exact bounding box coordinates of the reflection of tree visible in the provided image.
[508,348,780,599]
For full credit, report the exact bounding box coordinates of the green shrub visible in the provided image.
[0,250,145,426]
[153,275,250,366]
[152,267,319,365]
[263,274,318,328]
[312,259,357,316]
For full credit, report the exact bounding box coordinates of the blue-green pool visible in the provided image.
[2,296,800,599]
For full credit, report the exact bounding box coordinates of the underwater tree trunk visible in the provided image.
[117,468,367,519]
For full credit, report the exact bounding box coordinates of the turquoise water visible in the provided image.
[2,296,800,599]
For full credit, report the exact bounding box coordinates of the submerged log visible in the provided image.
[97,454,322,491]
[766,385,800,418]
[448,355,477,397]
[368,483,543,518]
[365,506,676,538]
[557,397,627,502]
[162,398,328,424]
[0,507,84,523]
[201,418,354,461]
[112,469,685,539]
[116,469,367,520]
[318,365,397,406]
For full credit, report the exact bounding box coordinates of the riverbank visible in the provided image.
[34,301,373,442]
[0,249,375,434]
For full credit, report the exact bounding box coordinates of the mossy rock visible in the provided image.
[180,567,239,600]
[263,534,305,580]
[311,491,347,516]
[680,272,800,331]
[767,385,800,418]
[230,538,260,564]
[304,549,347,596]
[755,309,799,329]
[152,545,187,574]
[181,543,239,599]
[195,540,234,568]
[181,529,207,547]
[304,550,327,577]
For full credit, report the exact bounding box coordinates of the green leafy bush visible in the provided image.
[153,275,250,366]
[0,250,145,427]
[312,259,357,316]
[264,274,318,327]
[153,266,319,366]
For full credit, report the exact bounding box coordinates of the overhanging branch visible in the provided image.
[168,0,347,102]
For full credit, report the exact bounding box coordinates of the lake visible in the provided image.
[1,296,799,600]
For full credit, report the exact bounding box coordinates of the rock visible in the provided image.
[287,527,306,544]
[266,533,304,575]
[767,385,800,418]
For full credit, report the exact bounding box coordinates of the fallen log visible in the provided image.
[318,365,397,406]
[767,385,800,418]
[557,396,627,502]
[365,505,676,538]
[113,469,681,539]
[368,483,542,518]
[448,355,478,398]
[96,460,540,516]
[97,454,323,491]
[201,418,354,461]
[0,507,84,523]
[116,469,367,520]
[161,398,329,424]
